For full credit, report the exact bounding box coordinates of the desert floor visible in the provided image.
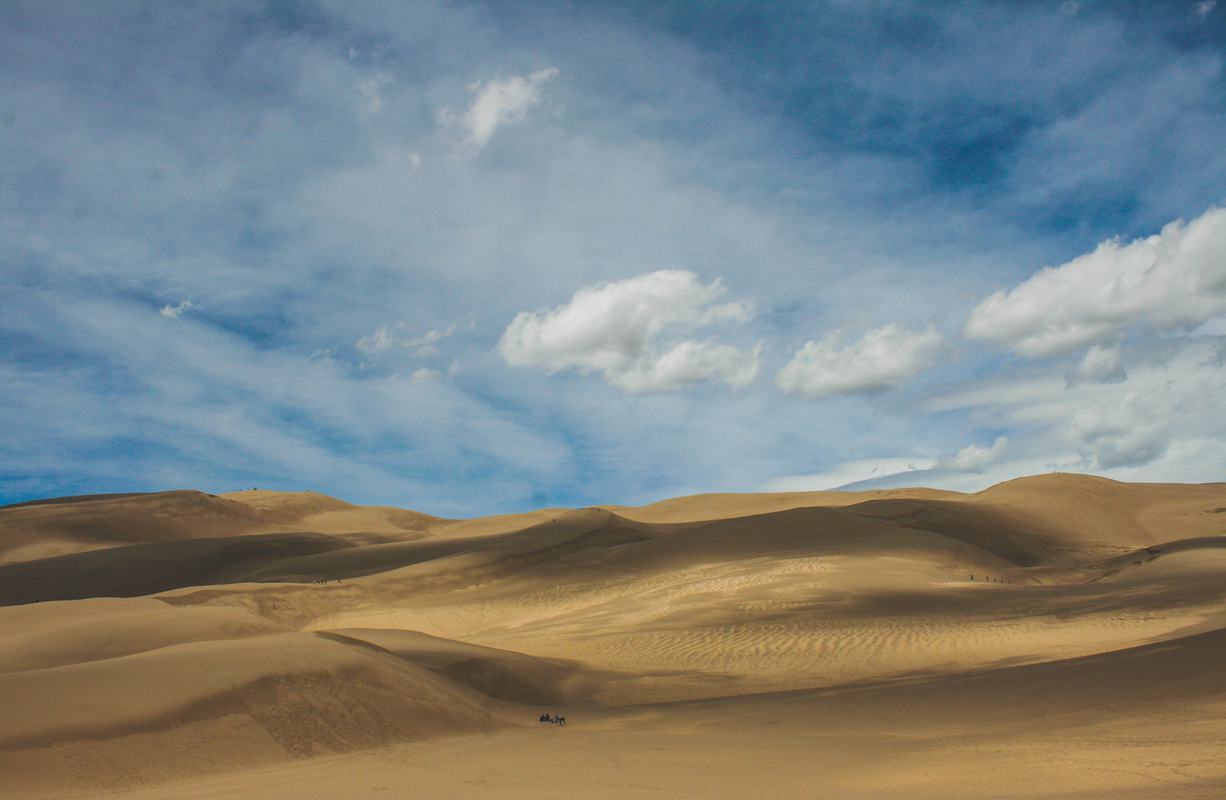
[2,473,1225,798]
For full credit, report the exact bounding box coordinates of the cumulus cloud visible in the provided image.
[939,436,1008,472]
[498,270,758,393]
[966,207,1226,357]
[443,68,558,149]
[776,324,942,398]
[159,299,195,319]
[1066,343,1126,385]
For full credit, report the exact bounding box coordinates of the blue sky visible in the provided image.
[3,0,1226,515]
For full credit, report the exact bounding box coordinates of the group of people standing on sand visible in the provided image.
[539,712,566,725]
[969,574,1011,584]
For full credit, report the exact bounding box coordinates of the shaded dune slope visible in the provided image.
[0,533,352,606]
[320,628,599,706]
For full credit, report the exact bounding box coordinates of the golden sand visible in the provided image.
[2,473,1224,798]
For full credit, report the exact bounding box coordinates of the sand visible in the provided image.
[1,473,1224,798]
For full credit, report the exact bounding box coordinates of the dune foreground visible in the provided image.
[2,474,1225,799]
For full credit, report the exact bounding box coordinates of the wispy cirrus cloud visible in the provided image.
[356,324,457,357]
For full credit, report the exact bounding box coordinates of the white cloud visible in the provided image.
[159,299,195,319]
[444,68,558,149]
[768,436,1007,495]
[498,270,758,393]
[966,207,1226,357]
[1067,343,1126,385]
[766,436,1042,495]
[1196,1,1217,19]
[776,324,942,398]
[762,457,937,492]
[939,436,1008,472]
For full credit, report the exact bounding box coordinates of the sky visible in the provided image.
[2,0,1226,516]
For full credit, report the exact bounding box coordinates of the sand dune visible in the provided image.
[2,473,1224,798]
[0,489,443,567]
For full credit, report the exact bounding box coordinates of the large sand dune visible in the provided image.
[1,473,1224,798]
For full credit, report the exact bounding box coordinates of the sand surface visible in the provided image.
[2,473,1225,798]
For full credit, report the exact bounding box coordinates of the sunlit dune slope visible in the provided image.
[0,632,500,794]
[620,473,1226,557]
[608,485,964,522]
[0,491,264,565]
[220,489,446,536]
[0,489,446,566]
